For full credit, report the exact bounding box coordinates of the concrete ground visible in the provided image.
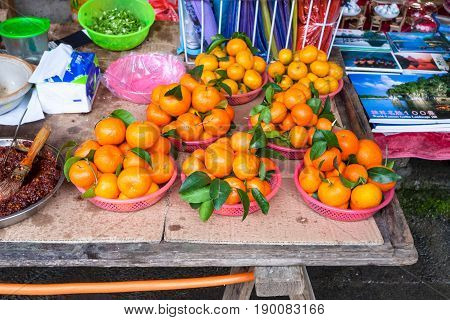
[0,158,448,300]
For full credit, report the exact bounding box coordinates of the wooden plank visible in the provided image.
[223,267,255,300]
[255,266,305,297]
[0,240,417,267]
[290,266,315,300]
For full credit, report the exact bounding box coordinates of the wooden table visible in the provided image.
[0,22,417,299]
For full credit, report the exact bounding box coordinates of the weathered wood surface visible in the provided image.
[0,23,417,267]
[289,266,315,300]
[255,266,306,297]
[223,267,255,300]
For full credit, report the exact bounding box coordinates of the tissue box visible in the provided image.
[30,44,100,114]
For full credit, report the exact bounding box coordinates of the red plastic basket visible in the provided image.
[227,72,268,106]
[181,166,282,217]
[268,76,343,101]
[294,162,395,222]
[168,136,218,153]
[76,158,178,212]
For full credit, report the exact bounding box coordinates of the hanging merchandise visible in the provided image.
[296,0,341,53]
[149,0,179,22]
[178,0,218,57]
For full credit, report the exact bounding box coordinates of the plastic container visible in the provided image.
[76,158,177,212]
[294,162,395,222]
[181,166,282,217]
[78,0,156,51]
[168,136,218,153]
[227,72,268,106]
[103,53,186,104]
[0,17,50,63]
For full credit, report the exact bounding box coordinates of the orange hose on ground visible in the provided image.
[0,272,254,296]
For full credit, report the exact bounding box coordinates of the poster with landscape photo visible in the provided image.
[394,53,449,74]
[342,50,401,73]
[387,32,449,53]
[349,73,450,124]
[334,29,391,51]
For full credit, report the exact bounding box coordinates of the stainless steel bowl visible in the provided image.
[0,138,64,228]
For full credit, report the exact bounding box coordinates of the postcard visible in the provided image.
[342,50,402,73]
[395,52,449,74]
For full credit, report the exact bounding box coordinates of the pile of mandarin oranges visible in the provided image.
[193,35,267,95]
[66,111,175,200]
[268,45,343,96]
[181,132,277,206]
[299,129,401,210]
[147,79,234,143]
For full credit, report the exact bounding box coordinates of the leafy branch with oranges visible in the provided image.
[180,129,282,222]
[299,122,402,210]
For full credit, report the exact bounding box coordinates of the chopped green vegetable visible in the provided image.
[90,9,144,35]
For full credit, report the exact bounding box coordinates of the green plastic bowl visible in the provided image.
[78,0,155,51]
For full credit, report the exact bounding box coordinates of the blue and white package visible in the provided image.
[29,44,100,114]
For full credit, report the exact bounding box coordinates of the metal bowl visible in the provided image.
[0,138,64,228]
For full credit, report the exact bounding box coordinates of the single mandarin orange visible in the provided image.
[191,149,205,161]
[310,61,330,77]
[192,85,222,113]
[203,109,231,137]
[298,45,318,64]
[197,54,219,71]
[224,177,246,205]
[289,126,308,148]
[318,176,351,207]
[176,113,203,141]
[149,153,175,184]
[287,61,308,80]
[151,85,165,105]
[253,56,267,73]
[232,153,260,180]
[316,118,333,131]
[118,141,131,155]
[159,84,191,116]
[180,73,201,92]
[278,48,293,65]
[291,103,313,126]
[227,63,245,81]
[146,103,172,127]
[204,145,233,178]
[350,183,382,210]
[268,61,286,78]
[279,75,293,91]
[367,165,397,192]
[74,140,100,158]
[247,177,268,201]
[123,150,151,170]
[230,132,254,153]
[336,129,359,160]
[117,166,152,199]
[312,147,341,172]
[243,70,263,90]
[69,160,98,189]
[94,173,120,199]
[94,117,126,146]
[93,145,123,173]
[236,50,254,70]
[182,156,206,176]
[226,38,248,56]
[279,113,295,132]
[356,139,383,168]
[299,166,322,193]
[126,121,160,149]
[283,88,306,109]
[219,55,236,70]
[270,101,288,124]
[148,136,171,154]
[343,164,368,183]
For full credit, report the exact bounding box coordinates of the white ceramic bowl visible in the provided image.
[0,54,33,115]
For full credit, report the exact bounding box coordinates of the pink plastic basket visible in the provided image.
[294,162,395,222]
[76,158,178,213]
[247,119,307,160]
[168,136,218,153]
[181,166,282,217]
[268,142,307,160]
[227,72,268,106]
